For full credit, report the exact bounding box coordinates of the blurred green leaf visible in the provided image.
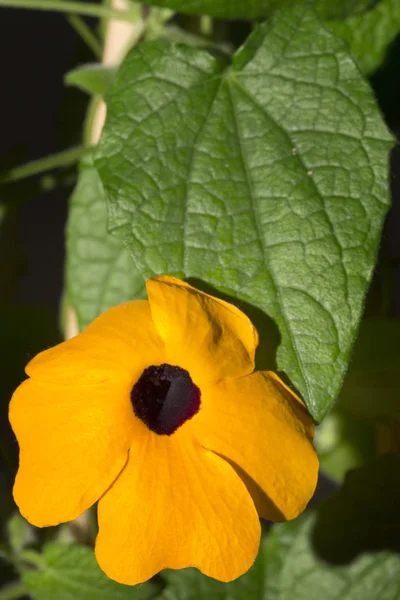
[0,542,13,565]
[340,319,400,420]
[96,5,393,422]
[6,514,33,556]
[64,64,116,97]
[258,519,305,600]
[66,156,144,330]
[315,407,376,482]
[23,543,161,600]
[328,0,400,74]
[0,581,28,600]
[158,521,302,600]
[278,511,400,600]
[160,508,400,599]
[141,0,376,20]
[312,454,400,564]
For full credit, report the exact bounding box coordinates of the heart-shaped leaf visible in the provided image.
[95,5,393,421]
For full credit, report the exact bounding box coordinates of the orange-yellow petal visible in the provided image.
[146,276,258,385]
[26,300,164,386]
[9,377,138,527]
[189,371,318,521]
[95,426,261,585]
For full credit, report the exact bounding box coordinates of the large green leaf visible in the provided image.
[328,0,400,74]
[96,6,393,421]
[66,156,144,330]
[278,511,400,600]
[23,543,160,600]
[142,0,375,20]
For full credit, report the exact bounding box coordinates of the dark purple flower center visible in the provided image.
[130,364,201,435]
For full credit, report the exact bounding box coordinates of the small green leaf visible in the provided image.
[328,0,400,74]
[96,5,393,421]
[64,64,116,97]
[315,407,376,482]
[278,511,400,600]
[66,156,144,330]
[312,454,400,564]
[340,319,400,420]
[23,543,161,600]
[141,0,375,20]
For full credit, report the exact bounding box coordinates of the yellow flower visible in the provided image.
[9,276,318,585]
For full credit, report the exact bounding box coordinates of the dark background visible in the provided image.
[0,8,90,313]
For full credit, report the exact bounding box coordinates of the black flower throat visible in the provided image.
[131,364,201,435]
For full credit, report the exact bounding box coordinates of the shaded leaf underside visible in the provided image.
[66,157,144,329]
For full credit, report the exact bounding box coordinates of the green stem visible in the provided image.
[0,0,136,22]
[67,14,102,58]
[0,146,89,184]
[0,581,27,600]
